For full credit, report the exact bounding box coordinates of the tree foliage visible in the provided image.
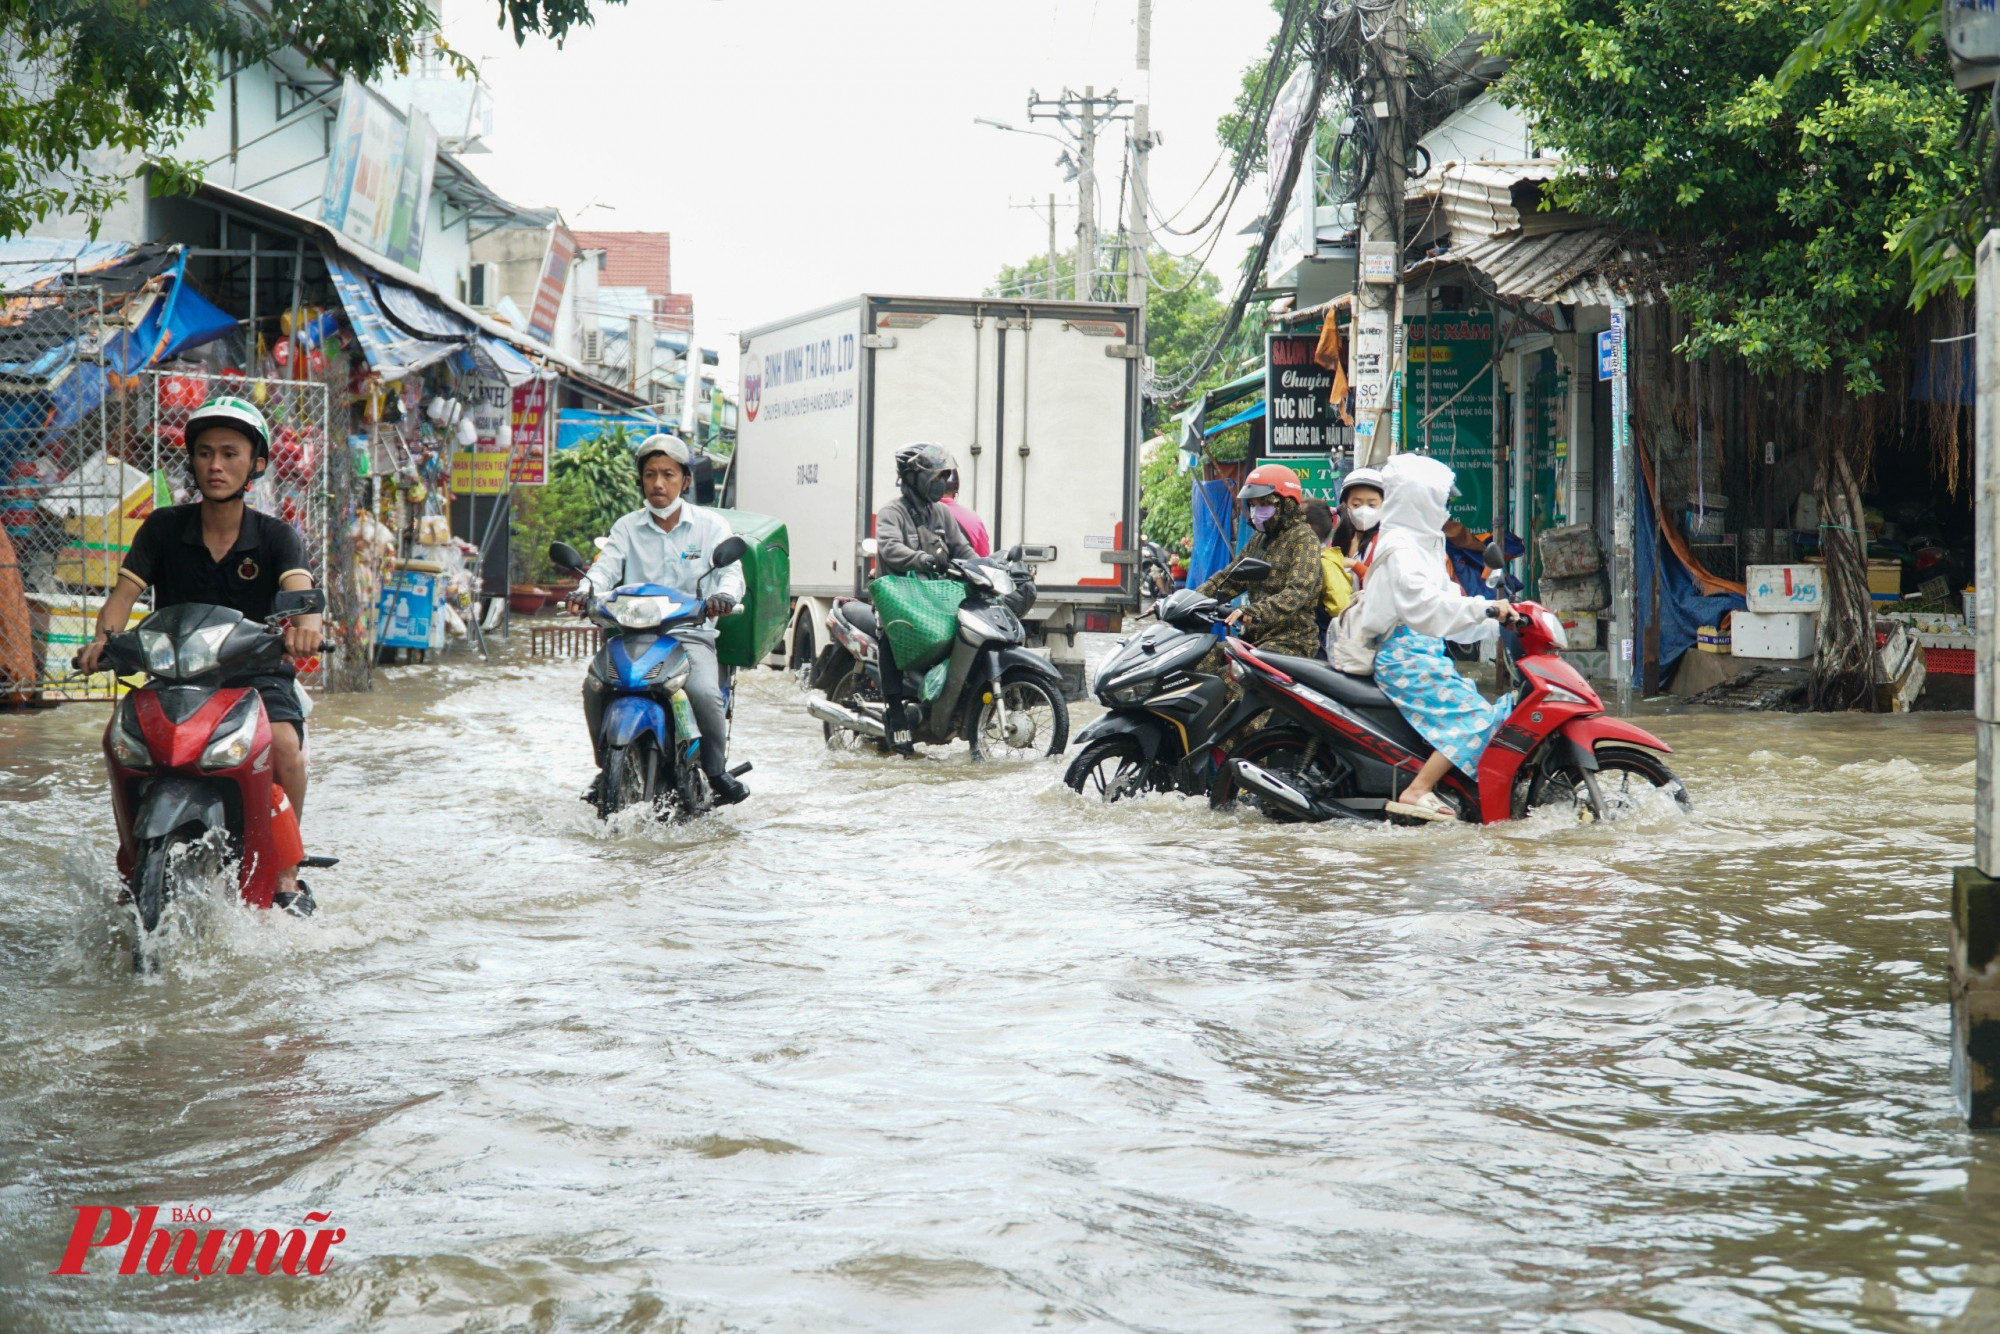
[1477,0,1972,391]
[510,425,640,583]
[0,0,620,240]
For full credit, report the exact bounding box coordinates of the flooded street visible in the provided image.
[0,649,1992,1331]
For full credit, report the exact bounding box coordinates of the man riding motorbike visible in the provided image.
[567,432,749,806]
[874,441,978,754]
[74,395,324,913]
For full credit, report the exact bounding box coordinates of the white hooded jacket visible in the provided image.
[1357,453,1497,646]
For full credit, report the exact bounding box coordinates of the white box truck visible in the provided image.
[735,295,1143,695]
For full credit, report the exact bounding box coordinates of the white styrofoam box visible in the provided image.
[1731,610,1817,660]
[1745,564,1825,613]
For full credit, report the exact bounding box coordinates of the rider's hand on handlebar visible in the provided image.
[1487,601,1523,626]
[73,632,108,675]
[1223,607,1246,630]
[704,594,737,620]
[282,621,322,659]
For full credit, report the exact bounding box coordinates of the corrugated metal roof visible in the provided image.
[1410,159,1581,241]
[1412,229,1657,306]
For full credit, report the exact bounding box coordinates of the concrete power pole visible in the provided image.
[1352,0,1408,468]
[1126,0,1152,306]
[1048,193,1060,298]
[1077,85,1097,301]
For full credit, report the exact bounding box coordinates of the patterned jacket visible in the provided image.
[1197,506,1325,658]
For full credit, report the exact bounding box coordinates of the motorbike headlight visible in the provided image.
[139,629,175,678]
[199,698,263,771]
[109,700,151,769]
[612,595,673,629]
[176,623,232,678]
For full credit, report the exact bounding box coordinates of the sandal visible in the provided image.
[1385,791,1456,823]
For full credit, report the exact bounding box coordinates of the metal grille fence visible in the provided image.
[0,288,329,703]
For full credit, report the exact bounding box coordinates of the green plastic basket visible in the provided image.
[869,574,965,671]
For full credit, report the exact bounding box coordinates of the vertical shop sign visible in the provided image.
[527,225,577,345]
[1349,308,1391,448]
[1264,333,1335,454]
[1400,310,1495,529]
[449,376,515,495]
[509,377,552,486]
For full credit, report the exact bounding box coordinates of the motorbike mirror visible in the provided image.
[712,535,748,567]
[550,541,590,575]
[1232,557,1273,585]
[1004,543,1023,562]
[1483,541,1506,570]
[269,588,325,619]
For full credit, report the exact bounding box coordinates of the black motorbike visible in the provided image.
[1062,561,1272,803]
[807,547,1069,760]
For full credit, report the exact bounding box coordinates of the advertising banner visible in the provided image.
[527,224,577,345]
[449,376,515,496]
[1264,333,1337,455]
[1400,312,1495,530]
[321,77,439,268]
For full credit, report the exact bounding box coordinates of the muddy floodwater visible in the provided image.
[0,648,1990,1331]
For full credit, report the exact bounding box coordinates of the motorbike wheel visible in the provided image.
[1064,735,1164,802]
[789,618,816,689]
[823,668,879,752]
[1207,726,1356,823]
[128,827,219,972]
[1530,744,1691,822]
[597,740,658,819]
[967,671,1070,761]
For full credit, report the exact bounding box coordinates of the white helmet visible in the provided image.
[634,432,693,478]
[1338,465,1386,501]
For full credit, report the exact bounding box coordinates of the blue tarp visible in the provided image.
[1187,479,1236,591]
[103,255,238,374]
[556,408,664,450]
[1635,467,1744,686]
[1204,399,1266,436]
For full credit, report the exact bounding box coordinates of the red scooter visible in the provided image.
[1213,559,1688,825]
[91,590,328,968]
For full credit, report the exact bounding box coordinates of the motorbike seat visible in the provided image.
[1261,653,1390,708]
[838,602,880,639]
[1259,652,1431,754]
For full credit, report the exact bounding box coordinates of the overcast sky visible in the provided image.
[440,0,1277,385]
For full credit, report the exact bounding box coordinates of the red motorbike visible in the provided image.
[92,590,329,968]
[1212,583,1688,825]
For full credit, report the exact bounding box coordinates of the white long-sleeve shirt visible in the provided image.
[584,501,746,644]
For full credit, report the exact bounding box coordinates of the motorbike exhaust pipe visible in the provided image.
[805,694,886,738]
[1230,759,1324,820]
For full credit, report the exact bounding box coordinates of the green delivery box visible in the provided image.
[709,508,791,668]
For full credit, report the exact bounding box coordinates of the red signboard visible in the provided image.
[527,224,576,345]
[509,376,551,486]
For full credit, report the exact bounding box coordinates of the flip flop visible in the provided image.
[1385,792,1456,823]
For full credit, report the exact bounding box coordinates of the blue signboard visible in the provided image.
[1597,329,1617,381]
[377,570,437,649]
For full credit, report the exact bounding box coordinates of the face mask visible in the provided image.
[1249,502,1278,530]
[646,499,682,522]
[1348,504,1381,531]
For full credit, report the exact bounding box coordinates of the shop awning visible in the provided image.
[1204,399,1266,436]
[1410,228,1658,307]
[325,254,468,380]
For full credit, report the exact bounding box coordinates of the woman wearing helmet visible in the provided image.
[1331,466,1385,568]
[1195,463,1325,660]
[873,442,979,753]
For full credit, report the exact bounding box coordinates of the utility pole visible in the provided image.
[1126,0,1152,306]
[1351,0,1408,468]
[1077,86,1097,301]
[1048,193,1059,298]
[1026,88,1132,304]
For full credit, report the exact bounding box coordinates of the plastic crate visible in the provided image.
[1928,647,1975,676]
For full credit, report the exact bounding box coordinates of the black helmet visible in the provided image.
[894,441,957,505]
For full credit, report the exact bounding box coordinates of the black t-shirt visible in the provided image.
[121,504,312,674]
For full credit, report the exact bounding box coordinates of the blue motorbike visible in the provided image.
[550,538,750,819]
